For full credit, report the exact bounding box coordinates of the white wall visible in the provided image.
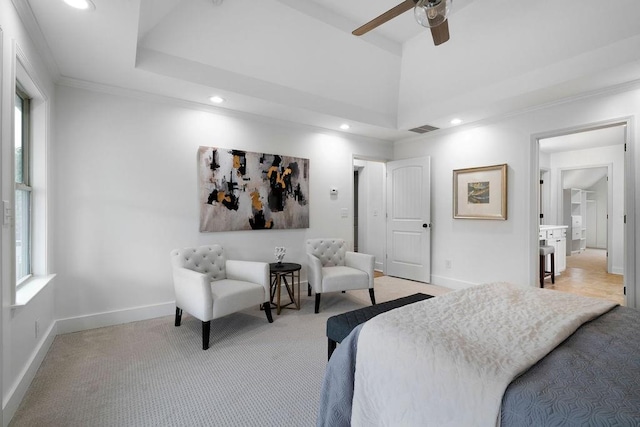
[394,85,640,305]
[52,84,392,323]
[1,1,57,424]
[395,124,525,289]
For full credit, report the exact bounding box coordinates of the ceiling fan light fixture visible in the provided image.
[414,0,451,28]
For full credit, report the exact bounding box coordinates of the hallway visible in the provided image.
[545,248,625,305]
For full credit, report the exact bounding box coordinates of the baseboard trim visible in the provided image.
[56,301,176,335]
[3,322,57,427]
[429,275,476,291]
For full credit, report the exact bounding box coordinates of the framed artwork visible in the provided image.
[453,164,507,220]
[198,146,309,232]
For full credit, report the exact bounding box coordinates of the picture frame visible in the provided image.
[453,164,507,220]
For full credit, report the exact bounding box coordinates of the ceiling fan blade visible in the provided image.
[430,19,450,45]
[353,0,416,36]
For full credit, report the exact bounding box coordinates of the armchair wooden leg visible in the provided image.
[175,307,183,327]
[315,293,321,314]
[308,283,312,297]
[263,302,274,323]
[369,289,376,305]
[202,321,211,350]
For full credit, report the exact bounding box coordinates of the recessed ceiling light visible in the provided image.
[450,118,462,125]
[63,0,95,10]
[209,96,225,104]
[340,124,350,130]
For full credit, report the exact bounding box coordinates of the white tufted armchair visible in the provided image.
[170,245,273,349]
[306,238,376,313]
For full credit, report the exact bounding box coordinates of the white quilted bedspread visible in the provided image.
[351,282,616,427]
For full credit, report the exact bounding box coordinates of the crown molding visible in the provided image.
[11,0,61,80]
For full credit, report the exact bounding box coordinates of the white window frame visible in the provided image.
[11,44,55,307]
[15,85,32,287]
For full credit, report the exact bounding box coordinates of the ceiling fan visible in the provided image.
[353,0,452,46]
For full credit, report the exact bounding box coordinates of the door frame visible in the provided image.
[0,26,4,426]
[539,168,551,225]
[352,156,388,273]
[530,117,636,308]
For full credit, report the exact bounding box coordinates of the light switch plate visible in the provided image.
[3,200,11,227]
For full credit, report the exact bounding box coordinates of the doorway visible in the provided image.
[352,156,431,282]
[537,123,627,304]
[353,158,386,273]
[558,167,612,269]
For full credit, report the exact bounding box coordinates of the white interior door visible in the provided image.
[386,157,431,282]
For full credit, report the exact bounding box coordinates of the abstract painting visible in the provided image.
[198,146,309,232]
[453,164,507,220]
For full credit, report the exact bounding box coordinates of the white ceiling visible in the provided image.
[22,0,640,141]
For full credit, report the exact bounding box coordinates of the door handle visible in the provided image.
[422,223,430,228]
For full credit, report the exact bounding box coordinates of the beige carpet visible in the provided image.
[9,277,450,427]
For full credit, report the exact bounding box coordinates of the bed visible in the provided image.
[317,283,640,426]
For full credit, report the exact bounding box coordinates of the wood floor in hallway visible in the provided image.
[375,248,624,305]
[544,248,625,305]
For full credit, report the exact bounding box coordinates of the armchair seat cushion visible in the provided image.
[321,266,369,293]
[211,279,265,319]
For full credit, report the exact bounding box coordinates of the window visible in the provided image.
[12,51,53,306]
[15,86,32,285]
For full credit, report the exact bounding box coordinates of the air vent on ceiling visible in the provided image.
[409,124,439,134]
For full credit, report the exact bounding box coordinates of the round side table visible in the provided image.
[269,262,302,315]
